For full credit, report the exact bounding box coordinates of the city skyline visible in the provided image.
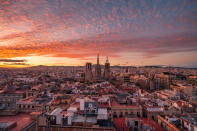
[0,0,197,68]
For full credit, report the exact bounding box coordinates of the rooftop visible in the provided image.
[19,97,34,103]
[50,108,63,116]
[0,113,34,131]
[113,118,164,131]
[111,99,139,108]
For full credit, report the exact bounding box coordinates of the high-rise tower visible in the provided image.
[95,54,101,81]
[104,57,110,80]
[85,63,93,82]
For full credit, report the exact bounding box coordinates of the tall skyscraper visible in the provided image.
[85,63,93,82]
[95,54,101,81]
[104,57,110,80]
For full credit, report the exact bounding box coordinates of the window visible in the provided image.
[113,112,117,118]
[89,103,93,108]
[161,122,163,127]
[152,116,155,121]
[134,121,138,127]
[130,112,134,116]
[120,112,123,117]
[137,112,140,117]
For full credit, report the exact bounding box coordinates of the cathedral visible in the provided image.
[85,54,110,82]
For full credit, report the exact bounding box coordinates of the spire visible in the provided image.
[97,53,99,65]
[106,56,109,63]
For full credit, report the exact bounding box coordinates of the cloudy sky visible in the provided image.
[0,0,197,67]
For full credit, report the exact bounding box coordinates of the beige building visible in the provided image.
[111,100,142,118]
[0,90,26,115]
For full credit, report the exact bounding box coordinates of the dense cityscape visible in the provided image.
[1,0,197,131]
[0,55,196,131]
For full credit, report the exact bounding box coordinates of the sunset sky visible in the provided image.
[0,0,197,67]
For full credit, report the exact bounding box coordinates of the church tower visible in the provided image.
[85,63,93,82]
[95,54,101,81]
[104,57,110,80]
